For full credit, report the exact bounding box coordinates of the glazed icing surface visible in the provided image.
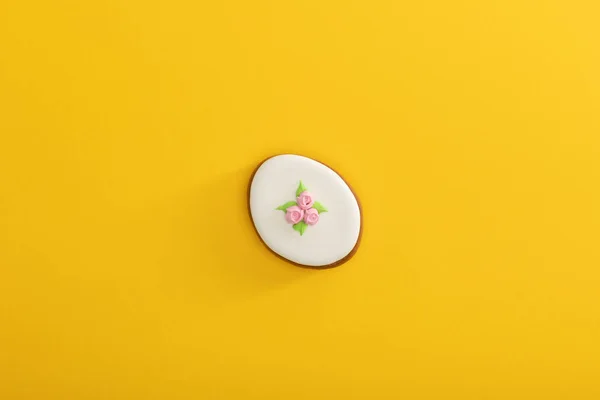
[249,154,361,267]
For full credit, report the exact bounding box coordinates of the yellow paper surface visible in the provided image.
[1,1,599,398]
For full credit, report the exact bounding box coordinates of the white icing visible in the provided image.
[249,154,361,267]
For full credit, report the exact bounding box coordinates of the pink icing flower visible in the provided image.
[285,205,304,224]
[304,208,319,225]
[297,191,314,210]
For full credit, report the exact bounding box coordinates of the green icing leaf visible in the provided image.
[312,201,328,213]
[275,201,297,212]
[296,180,308,197]
[293,221,308,236]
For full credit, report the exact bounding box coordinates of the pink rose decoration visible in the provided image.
[285,205,304,224]
[297,191,314,210]
[276,181,327,235]
[304,208,319,225]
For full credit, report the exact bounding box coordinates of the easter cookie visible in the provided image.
[248,154,362,268]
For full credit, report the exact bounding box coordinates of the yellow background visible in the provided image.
[1,0,599,398]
